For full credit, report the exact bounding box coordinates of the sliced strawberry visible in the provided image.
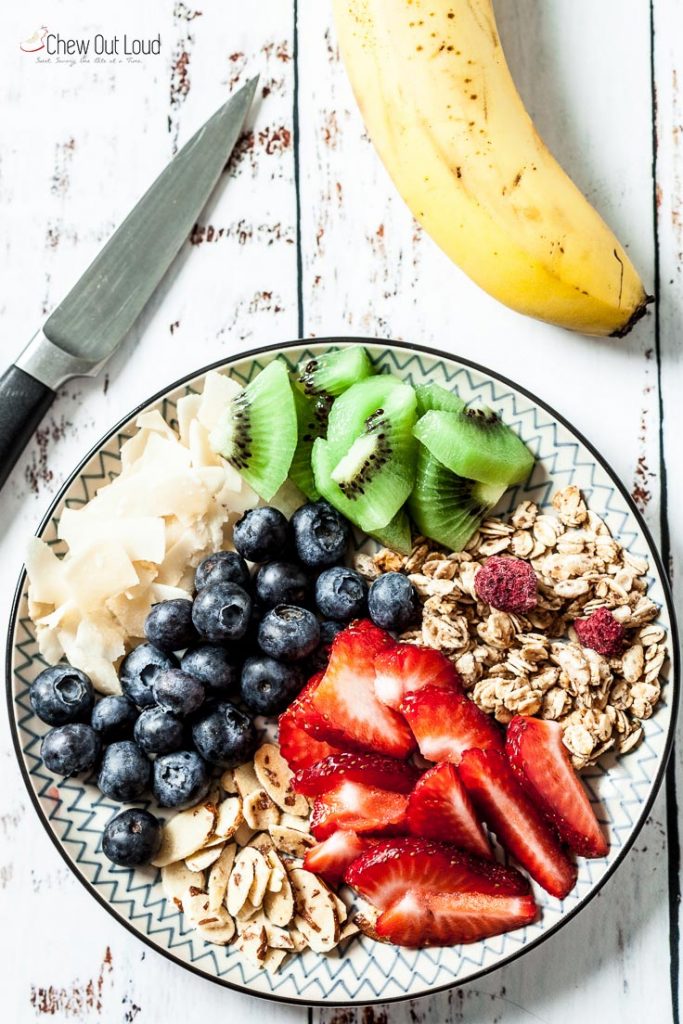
[311,620,415,758]
[459,748,578,899]
[278,673,344,772]
[375,888,537,947]
[406,763,491,859]
[295,752,419,797]
[345,836,530,909]
[310,780,409,840]
[400,686,503,764]
[303,829,375,884]
[506,716,608,858]
[373,644,462,710]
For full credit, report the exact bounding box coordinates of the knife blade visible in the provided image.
[0,76,258,489]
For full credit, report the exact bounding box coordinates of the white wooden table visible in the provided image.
[1,1,681,1020]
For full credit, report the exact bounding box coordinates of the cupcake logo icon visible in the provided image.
[20,26,48,53]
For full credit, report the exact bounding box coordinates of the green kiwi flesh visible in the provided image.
[369,508,413,556]
[413,407,534,486]
[325,374,405,460]
[289,387,332,500]
[297,346,373,398]
[209,359,297,501]
[408,444,506,551]
[415,382,465,416]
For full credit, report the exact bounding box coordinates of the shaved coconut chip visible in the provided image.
[207,843,236,912]
[198,371,241,433]
[35,623,65,664]
[189,419,222,469]
[176,393,202,446]
[63,541,139,610]
[155,531,208,587]
[25,538,69,606]
[185,844,225,872]
[161,862,205,914]
[152,804,217,867]
[58,510,166,564]
[135,410,179,441]
[254,743,308,816]
[149,582,192,604]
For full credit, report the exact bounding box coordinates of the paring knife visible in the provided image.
[0,76,259,489]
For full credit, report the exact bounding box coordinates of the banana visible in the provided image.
[332,0,651,336]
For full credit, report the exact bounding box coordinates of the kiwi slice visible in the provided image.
[415,382,465,416]
[289,387,332,500]
[312,384,418,532]
[325,374,405,458]
[408,444,506,551]
[297,346,373,398]
[414,407,534,486]
[209,360,297,501]
[369,508,413,556]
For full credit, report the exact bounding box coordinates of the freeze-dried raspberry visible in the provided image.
[573,607,624,658]
[474,556,538,613]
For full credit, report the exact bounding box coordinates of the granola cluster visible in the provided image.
[355,487,668,769]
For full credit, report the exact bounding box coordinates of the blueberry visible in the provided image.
[240,656,305,715]
[258,606,320,662]
[192,582,252,642]
[255,561,309,608]
[41,724,101,777]
[102,808,162,867]
[153,668,205,716]
[153,750,210,808]
[191,702,257,768]
[195,550,250,592]
[134,707,185,755]
[291,500,349,569]
[144,599,197,652]
[232,507,289,562]
[181,644,241,696]
[30,664,94,726]
[315,566,368,621]
[97,741,151,802]
[91,696,139,742]
[119,644,178,708]
[368,572,419,632]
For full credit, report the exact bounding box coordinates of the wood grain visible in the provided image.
[0,0,678,1020]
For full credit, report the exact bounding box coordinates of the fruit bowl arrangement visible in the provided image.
[7,340,676,1006]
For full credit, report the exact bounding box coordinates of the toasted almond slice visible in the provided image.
[354,902,388,943]
[152,804,217,867]
[280,811,311,831]
[246,849,271,909]
[220,769,238,794]
[254,743,309,816]
[269,825,315,859]
[266,923,295,950]
[226,848,256,916]
[246,831,275,857]
[207,843,236,912]
[243,789,281,830]
[185,843,224,872]
[205,796,243,845]
[185,890,212,925]
[267,868,285,893]
[161,862,205,914]
[289,868,338,953]
[236,899,260,922]
[233,821,256,847]
[330,891,348,924]
[233,763,261,798]
[263,871,294,928]
[237,923,269,966]
[288,926,309,953]
[338,919,360,942]
[261,948,288,973]
[196,908,235,946]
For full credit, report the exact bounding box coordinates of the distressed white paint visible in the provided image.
[0,0,678,1020]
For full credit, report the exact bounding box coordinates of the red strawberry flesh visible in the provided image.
[373,644,462,710]
[345,836,530,910]
[375,888,537,947]
[303,829,373,884]
[400,686,503,764]
[310,780,409,840]
[459,747,578,899]
[295,752,419,797]
[407,762,491,859]
[312,620,415,758]
[506,716,608,858]
[278,672,344,772]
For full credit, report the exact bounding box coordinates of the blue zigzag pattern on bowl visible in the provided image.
[8,343,674,1004]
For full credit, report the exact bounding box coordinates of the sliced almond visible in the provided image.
[236,899,261,922]
[226,848,256,916]
[261,948,288,973]
[237,922,269,966]
[269,824,315,859]
[152,804,217,867]
[233,762,261,798]
[338,919,360,942]
[185,890,212,925]
[289,868,338,953]
[267,868,285,893]
[196,907,235,945]
[246,831,275,857]
[160,862,205,914]
[330,891,348,924]
[220,769,239,794]
[185,843,224,872]
[266,924,295,950]
[246,848,271,909]
[243,789,281,830]
[354,902,388,943]
[205,796,243,845]
[254,743,309,816]
[233,821,256,847]
[207,843,236,912]
[288,926,309,953]
[263,871,294,928]
[280,811,311,831]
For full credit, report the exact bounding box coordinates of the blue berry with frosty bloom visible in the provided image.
[97,741,151,802]
[30,664,94,726]
[144,599,197,652]
[119,643,178,708]
[195,550,250,591]
[152,750,210,808]
[102,808,162,867]
[368,572,419,632]
[315,566,368,622]
[41,724,101,777]
[258,606,320,662]
[191,703,257,768]
[91,695,139,742]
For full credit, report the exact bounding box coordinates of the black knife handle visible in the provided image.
[0,365,54,488]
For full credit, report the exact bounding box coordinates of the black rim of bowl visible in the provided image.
[6,337,681,1007]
